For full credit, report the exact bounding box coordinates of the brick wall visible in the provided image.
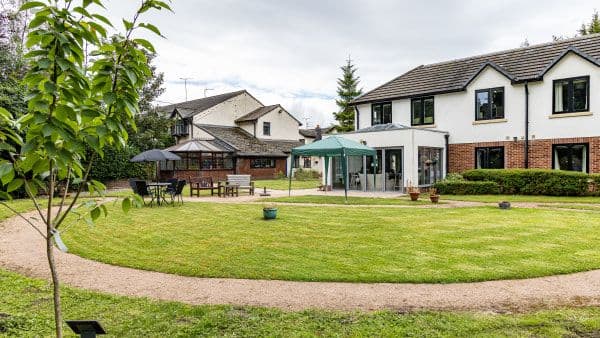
[159,157,287,181]
[237,158,287,179]
[449,136,600,173]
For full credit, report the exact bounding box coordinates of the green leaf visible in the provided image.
[92,14,113,27]
[122,19,133,31]
[133,38,155,53]
[0,163,14,185]
[122,198,131,213]
[90,207,101,221]
[19,1,46,11]
[139,23,163,37]
[0,191,12,201]
[7,179,24,193]
[103,92,117,106]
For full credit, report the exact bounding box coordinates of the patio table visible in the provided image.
[147,182,171,206]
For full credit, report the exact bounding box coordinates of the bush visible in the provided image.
[434,180,500,195]
[462,169,590,196]
[90,146,148,183]
[293,168,320,180]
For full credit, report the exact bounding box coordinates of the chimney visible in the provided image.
[315,125,322,140]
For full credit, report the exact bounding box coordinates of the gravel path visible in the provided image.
[2,210,600,312]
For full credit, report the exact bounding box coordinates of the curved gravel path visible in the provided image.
[2,210,600,312]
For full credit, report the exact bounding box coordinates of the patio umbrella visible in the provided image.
[130,149,181,181]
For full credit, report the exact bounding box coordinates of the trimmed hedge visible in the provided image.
[434,180,500,195]
[462,169,590,196]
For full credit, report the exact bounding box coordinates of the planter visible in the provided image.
[429,195,440,203]
[498,201,511,210]
[263,208,278,220]
[409,192,420,201]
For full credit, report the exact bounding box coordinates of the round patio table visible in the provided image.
[147,182,171,206]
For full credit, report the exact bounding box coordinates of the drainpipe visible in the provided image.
[524,82,530,168]
[354,106,360,130]
[444,134,450,177]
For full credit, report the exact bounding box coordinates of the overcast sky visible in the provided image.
[105,0,598,127]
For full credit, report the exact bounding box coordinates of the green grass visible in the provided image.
[63,203,600,283]
[254,178,321,190]
[443,194,600,204]
[3,269,600,337]
[265,195,432,205]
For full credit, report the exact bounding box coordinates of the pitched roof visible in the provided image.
[353,33,600,104]
[165,139,235,153]
[197,124,300,157]
[158,90,247,118]
[235,105,280,122]
[299,126,336,138]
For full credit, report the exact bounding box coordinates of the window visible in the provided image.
[553,143,588,173]
[303,157,311,168]
[553,76,589,114]
[475,147,504,169]
[263,122,271,136]
[411,97,434,126]
[251,158,276,168]
[371,102,392,125]
[475,87,504,120]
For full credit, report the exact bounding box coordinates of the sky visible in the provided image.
[103,0,599,128]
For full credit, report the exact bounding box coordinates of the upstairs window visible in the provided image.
[475,147,504,169]
[475,87,504,120]
[553,143,588,173]
[371,102,392,125]
[263,122,271,136]
[411,97,434,126]
[553,76,589,114]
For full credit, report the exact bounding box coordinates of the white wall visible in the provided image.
[192,92,262,127]
[354,53,600,144]
[256,107,301,141]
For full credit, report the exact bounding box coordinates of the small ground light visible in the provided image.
[66,320,106,338]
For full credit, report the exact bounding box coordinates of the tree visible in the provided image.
[333,57,362,132]
[0,0,27,116]
[139,52,165,113]
[579,10,600,35]
[0,1,171,337]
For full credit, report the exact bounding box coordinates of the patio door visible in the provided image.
[384,149,403,191]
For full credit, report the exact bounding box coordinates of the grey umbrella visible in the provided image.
[130,149,181,181]
[130,149,181,162]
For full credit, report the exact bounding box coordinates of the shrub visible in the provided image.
[294,168,320,180]
[434,180,500,195]
[90,146,148,183]
[462,169,590,196]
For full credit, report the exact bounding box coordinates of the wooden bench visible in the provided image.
[189,177,219,197]
[225,174,255,196]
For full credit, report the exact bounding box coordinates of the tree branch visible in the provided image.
[0,202,47,239]
[53,154,95,229]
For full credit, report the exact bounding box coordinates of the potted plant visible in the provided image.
[263,204,278,220]
[498,201,511,210]
[429,187,440,203]
[407,181,420,201]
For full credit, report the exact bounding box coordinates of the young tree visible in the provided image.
[579,10,600,35]
[333,57,362,132]
[0,1,171,337]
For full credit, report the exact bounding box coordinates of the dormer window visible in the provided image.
[411,97,434,126]
[553,76,589,114]
[371,102,392,125]
[263,122,271,136]
[171,118,189,136]
[475,87,504,121]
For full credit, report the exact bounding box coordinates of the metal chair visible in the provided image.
[134,180,155,206]
[168,180,186,206]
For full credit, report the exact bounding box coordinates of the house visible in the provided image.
[329,33,600,192]
[298,125,336,173]
[158,90,303,180]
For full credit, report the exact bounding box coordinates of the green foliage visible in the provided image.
[434,180,500,195]
[128,110,174,151]
[579,10,600,35]
[333,57,362,132]
[90,146,147,182]
[293,167,320,180]
[462,169,591,196]
[138,52,165,113]
[0,2,27,116]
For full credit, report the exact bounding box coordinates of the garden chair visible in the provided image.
[168,180,186,206]
[164,178,178,195]
[128,178,139,194]
[134,180,156,207]
[189,177,218,197]
[225,174,255,195]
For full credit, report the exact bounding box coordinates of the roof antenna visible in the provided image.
[180,77,192,101]
[204,88,214,97]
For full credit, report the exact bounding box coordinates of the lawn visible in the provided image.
[265,195,431,205]
[62,203,600,283]
[443,194,600,204]
[254,178,320,190]
[3,269,600,337]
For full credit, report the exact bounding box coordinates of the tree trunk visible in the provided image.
[46,230,63,338]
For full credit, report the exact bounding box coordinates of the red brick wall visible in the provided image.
[448,136,600,173]
[159,157,287,181]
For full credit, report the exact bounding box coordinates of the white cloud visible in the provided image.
[102,0,599,127]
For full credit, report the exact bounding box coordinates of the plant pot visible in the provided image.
[498,201,511,210]
[409,192,420,201]
[263,208,278,220]
[430,195,440,203]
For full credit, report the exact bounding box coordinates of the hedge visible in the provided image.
[90,146,148,183]
[434,180,500,195]
[462,169,590,196]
